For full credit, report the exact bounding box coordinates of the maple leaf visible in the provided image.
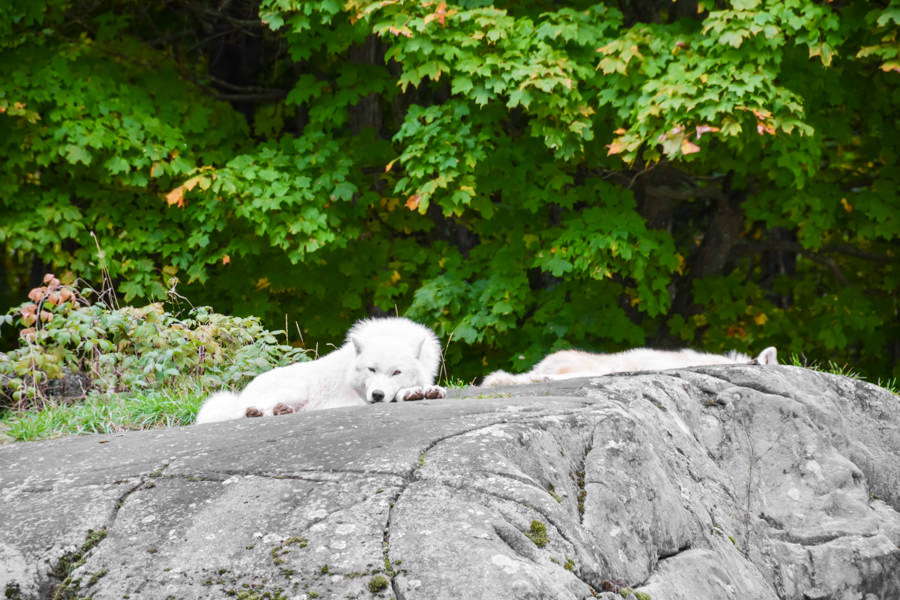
[406,194,421,210]
[165,174,207,208]
[756,121,776,135]
[423,2,454,28]
[388,26,413,38]
[681,139,701,155]
[435,2,448,26]
[606,141,626,155]
[165,187,186,208]
[695,124,720,139]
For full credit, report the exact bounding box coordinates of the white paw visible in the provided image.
[398,385,447,402]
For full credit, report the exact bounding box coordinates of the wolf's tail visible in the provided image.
[195,391,243,424]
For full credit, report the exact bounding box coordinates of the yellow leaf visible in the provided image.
[754,313,768,326]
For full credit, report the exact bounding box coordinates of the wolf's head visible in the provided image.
[347,333,432,403]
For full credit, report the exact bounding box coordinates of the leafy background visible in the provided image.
[2,0,897,384]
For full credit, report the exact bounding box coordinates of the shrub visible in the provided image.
[0,275,307,411]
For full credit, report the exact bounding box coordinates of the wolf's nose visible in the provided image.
[371,390,385,403]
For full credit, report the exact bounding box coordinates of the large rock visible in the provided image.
[1,365,898,600]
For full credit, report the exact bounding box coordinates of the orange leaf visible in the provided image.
[756,122,775,135]
[681,139,701,155]
[165,186,185,207]
[405,194,421,211]
[222,255,231,265]
[385,159,397,172]
[840,198,853,213]
[606,142,626,155]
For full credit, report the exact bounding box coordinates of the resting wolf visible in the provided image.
[196,317,446,424]
[481,346,778,387]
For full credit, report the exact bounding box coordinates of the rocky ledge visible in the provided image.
[1,365,898,600]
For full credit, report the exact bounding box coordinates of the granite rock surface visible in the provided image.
[1,365,898,599]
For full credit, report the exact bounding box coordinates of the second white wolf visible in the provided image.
[196,317,446,424]
[481,346,778,387]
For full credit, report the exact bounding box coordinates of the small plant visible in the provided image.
[547,483,562,503]
[368,574,389,593]
[524,520,548,548]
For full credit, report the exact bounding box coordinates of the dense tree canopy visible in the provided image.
[1,0,898,381]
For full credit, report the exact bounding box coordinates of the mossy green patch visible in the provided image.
[524,520,548,548]
[50,528,108,600]
[368,575,389,593]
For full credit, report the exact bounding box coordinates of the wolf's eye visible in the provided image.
[392,369,401,376]
[368,367,376,373]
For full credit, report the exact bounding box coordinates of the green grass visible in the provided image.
[0,388,205,443]
[788,354,899,395]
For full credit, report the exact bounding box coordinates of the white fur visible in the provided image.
[482,346,778,387]
[196,317,445,424]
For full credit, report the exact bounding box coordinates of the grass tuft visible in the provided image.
[1,388,205,443]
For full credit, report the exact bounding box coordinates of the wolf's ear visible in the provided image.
[350,335,364,356]
[756,346,778,365]
[414,335,427,359]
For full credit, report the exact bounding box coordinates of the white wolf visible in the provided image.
[481,346,778,387]
[196,317,446,424]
